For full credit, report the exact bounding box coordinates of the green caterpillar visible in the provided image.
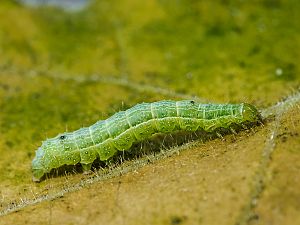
[32,100,261,181]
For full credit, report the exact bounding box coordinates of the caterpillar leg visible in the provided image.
[230,127,237,135]
[81,163,93,174]
[216,132,225,141]
[32,176,42,183]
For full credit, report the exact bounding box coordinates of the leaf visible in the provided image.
[0,1,300,224]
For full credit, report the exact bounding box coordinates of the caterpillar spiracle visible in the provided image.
[32,100,262,181]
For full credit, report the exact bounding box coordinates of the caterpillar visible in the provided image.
[32,100,262,181]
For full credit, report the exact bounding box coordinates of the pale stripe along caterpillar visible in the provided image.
[32,100,262,181]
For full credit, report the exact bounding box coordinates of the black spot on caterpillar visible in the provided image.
[59,135,66,140]
[32,100,262,181]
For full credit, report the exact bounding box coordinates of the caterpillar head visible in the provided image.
[32,133,77,182]
[242,103,262,123]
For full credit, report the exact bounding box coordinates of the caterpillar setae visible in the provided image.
[32,100,262,181]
